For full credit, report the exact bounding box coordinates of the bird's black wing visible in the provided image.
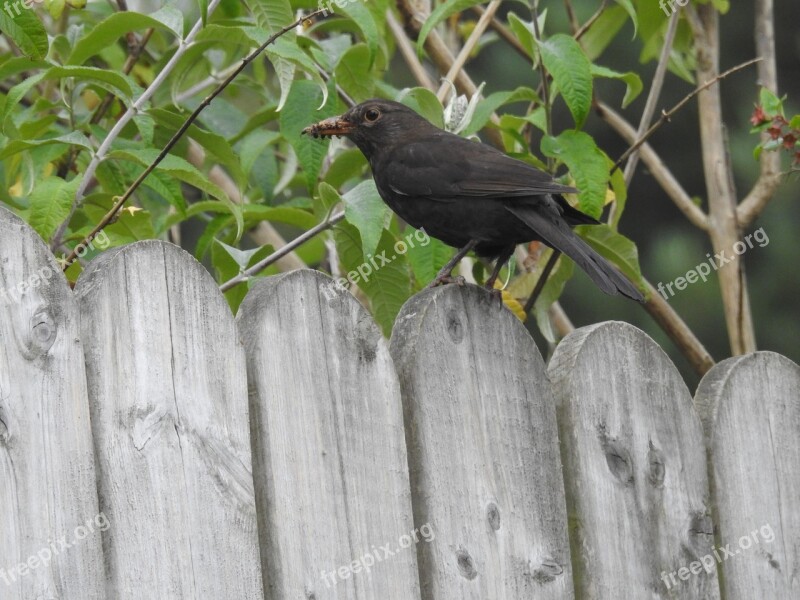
[380,133,577,200]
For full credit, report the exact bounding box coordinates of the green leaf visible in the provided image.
[148,108,244,185]
[104,207,157,245]
[0,131,93,160]
[461,86,540,137]
[244,0,292,34]
[335,0,380,65]
[608,159,627,230]
[416,0,481,58]
[541,130,608,219]
[68,8,184,65]
[575,224,645,292]
[590,64,642,108]
[324,147,368,189]
[108,148,243,238]
[536,33,592,128]
[405,234,453,287]
[197,0,208,26]
[612,0,637,37]
[28,177,80,242]
[759,87,784,117]
[279,79,337,191]
[267,37,329,109]
[581,6,627,61]
[398,87,444,129]
[0,7,49,60]
[334,222,412,337]
[340,179,390,258]
[335,44,374,102]
[506,12,536,60]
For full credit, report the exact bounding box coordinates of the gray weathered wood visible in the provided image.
[0,206,104,598]
[237,270,420,600]
[695,351,800,599]
[75,240,263,598]
[390,284,573,599]
[548,321,719,599]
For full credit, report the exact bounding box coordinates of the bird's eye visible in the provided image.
[364,108,381,122]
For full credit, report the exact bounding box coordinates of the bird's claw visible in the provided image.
[425,275,466,289]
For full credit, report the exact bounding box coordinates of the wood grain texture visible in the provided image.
[390,284,573,600]
[0,206,104,598]
[548,321,719,599]
[695,351,800,599]
[75,240,262,598]
[237,270,420,600]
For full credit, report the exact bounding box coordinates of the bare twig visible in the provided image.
[611,57,761,173]
[737,0,783,227]
[219,210,345,292]
[687,4,756,354]
[530,0,552,155]
[573,1,607,42]
[641,280,716,375]
[621,9,679,187]
[185,141,307,272]
[523,250,560,314]
[436,0,502,102]
[60,8,326,270]
[387,11,436,89]
[470,6,528,60]
[597,101,709,230]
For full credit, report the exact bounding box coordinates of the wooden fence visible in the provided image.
[1,205,797,599]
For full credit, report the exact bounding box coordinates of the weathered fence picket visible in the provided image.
[238,270,420,600]
[75,241,263,598]
[390,285,573,599]
[695,352,800,599]
[548,322,719,599]
[0,205,798,600]
[0,208,105,599]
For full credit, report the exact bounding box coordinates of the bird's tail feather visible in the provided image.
[506,205,644,302]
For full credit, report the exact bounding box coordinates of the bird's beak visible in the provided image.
[301,115,355,138]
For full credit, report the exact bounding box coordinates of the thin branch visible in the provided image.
[611,57,761,173]
[597,101,709,230]
[387,11,435,89]
[470,6,529,60]
[737,0,783,227]
[60,8,326,270]
[436,0,502,102]
[573,1,607,42]
[641,280,716,375]
[396,0,503,146]
[524,250,560,314]
[530,0,552,155]
[219,210,345,292]
[174,61,240,105]
[621,9,679,187]
[185,141,307,272]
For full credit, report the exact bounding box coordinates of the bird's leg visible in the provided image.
[484,245,515,290]
[425,239,478,289]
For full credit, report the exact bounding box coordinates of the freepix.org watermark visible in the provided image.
[660,523,774,590]
[320,522,435,588]
[659,0,689,17]
[321,227,430,299]
[0,230,110,308]
[0,512,111,587]
[656,227,769,300]
[2,0,43,18]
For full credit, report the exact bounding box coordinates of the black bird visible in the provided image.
[302,99,643,302]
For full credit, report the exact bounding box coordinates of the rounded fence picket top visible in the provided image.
[390,283,573,600]
[548,320,720,599]
[0,206,104,598]
[237,269,421,600]
[75,239,263,599]
[696,351,800,600]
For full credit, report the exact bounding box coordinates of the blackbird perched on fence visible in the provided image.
[303,99,644,302]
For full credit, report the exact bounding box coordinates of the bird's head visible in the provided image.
[302,99,436,160]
